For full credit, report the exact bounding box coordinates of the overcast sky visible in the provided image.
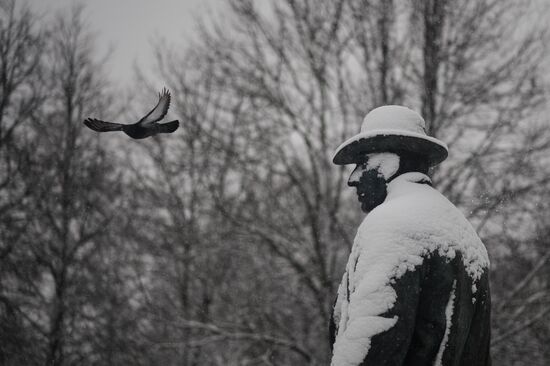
[24,0,217,86]
[22,0,550,90]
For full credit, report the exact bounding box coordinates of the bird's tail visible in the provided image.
[156,120,179,134]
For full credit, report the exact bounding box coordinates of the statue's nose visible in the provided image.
[348,166,362,187]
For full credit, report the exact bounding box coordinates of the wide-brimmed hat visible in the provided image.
[332,105,448,166]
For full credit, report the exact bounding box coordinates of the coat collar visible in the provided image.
[389,172,432,186]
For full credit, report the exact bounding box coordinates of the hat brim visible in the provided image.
[332,129,448,166]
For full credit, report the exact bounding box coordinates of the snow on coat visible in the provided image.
[330,172,491,366]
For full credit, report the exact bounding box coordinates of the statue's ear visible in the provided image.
[386,157,402,184]
[390,152,430,180]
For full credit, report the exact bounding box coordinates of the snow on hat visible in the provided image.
[332,105,448,166]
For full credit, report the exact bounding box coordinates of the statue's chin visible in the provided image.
[360,202,375,213]
[359,190,386,213]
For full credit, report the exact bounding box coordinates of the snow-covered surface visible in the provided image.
[332,105,448,164]
[366,153,400,179]
[331,172,489,366]
[361,105,427,134]
[434,280,457,366]
[347,153,400,184]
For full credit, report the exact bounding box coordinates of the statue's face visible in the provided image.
[347,153,400,213]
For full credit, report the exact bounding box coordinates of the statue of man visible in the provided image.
[329,106,491,366]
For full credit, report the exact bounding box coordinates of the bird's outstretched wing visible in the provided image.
[84,118,124,132]
[138,87,171,126]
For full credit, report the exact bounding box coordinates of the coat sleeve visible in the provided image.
[359,254,455,366]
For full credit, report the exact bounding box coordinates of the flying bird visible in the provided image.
[84,88,179,139]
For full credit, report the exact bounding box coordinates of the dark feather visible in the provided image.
[84,118,124,132]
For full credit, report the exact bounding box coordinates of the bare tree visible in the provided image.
[0,4,150,365]
[146,0,550,364]
[2,0,548,365]
[0,0,44,261]
[0,2,46,363]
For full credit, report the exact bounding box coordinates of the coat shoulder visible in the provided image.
[355,181,489,284]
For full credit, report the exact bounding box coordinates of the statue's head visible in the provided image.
[333,105,448,213]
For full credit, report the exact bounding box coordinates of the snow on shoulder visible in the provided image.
[331,172,489,366]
